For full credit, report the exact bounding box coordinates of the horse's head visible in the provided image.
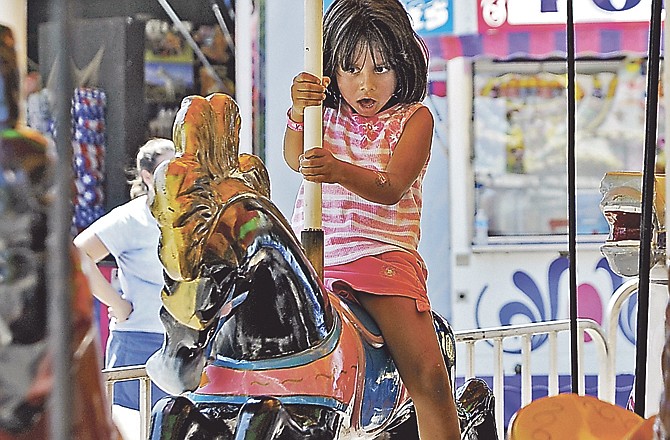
[151,94,271,329]
[152,94,270,283]
[147,94,333,395]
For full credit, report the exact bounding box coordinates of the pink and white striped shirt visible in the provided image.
[291,101,429,267]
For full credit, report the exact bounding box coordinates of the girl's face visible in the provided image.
[335,45,397,117]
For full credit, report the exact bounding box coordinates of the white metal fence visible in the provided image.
[454,318,611,440]
[102,365,152,439]
[453,278,646,440]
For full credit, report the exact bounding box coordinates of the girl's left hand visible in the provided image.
[299,147,341,183]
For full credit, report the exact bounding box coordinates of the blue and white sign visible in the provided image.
[323,0,454,36]
[505,0,655,25]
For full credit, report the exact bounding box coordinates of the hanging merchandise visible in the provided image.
[29,47,108,235]
[71,87,106,234]
[69,46,107,234]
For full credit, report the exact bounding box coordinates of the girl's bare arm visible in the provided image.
[299,106,433,205]
[283,72,329,171]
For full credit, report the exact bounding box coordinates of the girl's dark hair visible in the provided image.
[322,0,429,108]
[128,138,175,199]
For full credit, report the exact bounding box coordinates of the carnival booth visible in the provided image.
[424,0,668,429]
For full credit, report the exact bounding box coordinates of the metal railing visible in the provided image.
[603,278,639,404]
[102,365,152,439]
[451,277,661,440]
[454,318,611,440]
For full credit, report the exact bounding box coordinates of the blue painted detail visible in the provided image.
[213,312,341,370]
[359,339,401,429]
[336,290,401,428]
[188,393,348,412]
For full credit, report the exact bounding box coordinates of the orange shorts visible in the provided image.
[324,250,431,312]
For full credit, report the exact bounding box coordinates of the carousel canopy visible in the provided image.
[425,22,652,61]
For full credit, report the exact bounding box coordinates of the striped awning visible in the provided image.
[425,22,653,61]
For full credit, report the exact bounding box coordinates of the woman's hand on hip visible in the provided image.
[109,299,133,323]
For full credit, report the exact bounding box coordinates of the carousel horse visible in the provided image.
[146,92,497,439]
[601,171,666,420]
[0,24,120,439]
[507,394,654,440]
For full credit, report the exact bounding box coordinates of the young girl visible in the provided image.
[283,0,461,438]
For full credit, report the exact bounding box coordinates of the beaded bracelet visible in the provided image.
[286,109,304,132]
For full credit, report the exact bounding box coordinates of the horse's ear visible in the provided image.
[206,93,241,178]
[238,153,271,198]
[172,95,215,168]
[172,96,193,153]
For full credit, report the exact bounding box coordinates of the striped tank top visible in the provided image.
[291,101,429,267]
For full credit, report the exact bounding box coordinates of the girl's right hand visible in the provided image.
[290,72,330,117]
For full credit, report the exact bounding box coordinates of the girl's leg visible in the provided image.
[356,292,461,440]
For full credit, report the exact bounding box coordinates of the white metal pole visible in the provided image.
[665,1,670,264]
[235,0,253,153]
[303,0,323,230]
[301,0,324,277]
